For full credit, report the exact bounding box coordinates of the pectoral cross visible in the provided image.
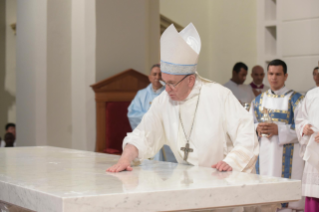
[181,143,193,161]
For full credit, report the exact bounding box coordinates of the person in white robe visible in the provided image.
[127,64,176,163]
[250,59,305,212]
[249,65,269,97]
[307,67,319,93]
[108,23,258,176]
[296,86,319,212]
[224,62,255,105]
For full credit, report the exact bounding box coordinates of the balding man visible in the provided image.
[249,65,269,97]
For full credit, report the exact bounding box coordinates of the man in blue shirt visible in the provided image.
[127,64,176,162]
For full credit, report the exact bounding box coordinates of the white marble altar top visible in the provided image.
[0,147,301,212]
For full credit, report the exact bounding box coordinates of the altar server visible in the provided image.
[250,59,305,212]
[108,23,258,175]
[224,62,255,104]
[127,64,176,163]
[296,85,319,211]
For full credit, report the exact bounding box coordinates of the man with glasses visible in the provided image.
[107,23,258,178]
[127,64,176,163]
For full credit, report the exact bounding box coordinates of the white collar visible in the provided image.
[271,86,289,95]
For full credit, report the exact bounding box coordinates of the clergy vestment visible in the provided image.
[127,84,176,163]
[123,22,259,212]
[296,87,319,210]
[224,80,255,104]
[250,86,305,211]
[123,76,259,172]
[249,82,269,94]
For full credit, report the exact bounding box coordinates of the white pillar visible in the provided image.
[16,0,47,146]
[71,0,96,151]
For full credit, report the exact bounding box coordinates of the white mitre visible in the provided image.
[160,23,201,75]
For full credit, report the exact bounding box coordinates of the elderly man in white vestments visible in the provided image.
[108,23,258,182]
[296,84,319,210]
[250,59,305,212]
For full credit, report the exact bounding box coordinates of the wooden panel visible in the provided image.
[95,92,137,102]
[95,102,106,153]
[281,0,319,21]
[91,69,149,153]
[282,19,319,56]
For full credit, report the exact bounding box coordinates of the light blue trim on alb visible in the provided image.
[160,60,197,75]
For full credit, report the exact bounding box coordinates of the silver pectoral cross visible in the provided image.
[181,143,193,161]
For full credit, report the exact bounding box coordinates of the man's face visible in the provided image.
[267,65,288,91]
[251,66,265,85]
[233,68,247,84]
[313,69,319,85]
[148,67,162,89]
[6,126,16,137]
[161,73,195,101]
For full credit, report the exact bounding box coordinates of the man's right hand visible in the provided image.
[106,159,133,172]
[303,124,314,136]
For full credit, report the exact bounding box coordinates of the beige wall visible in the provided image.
[95,0,159,81]
[160,0,257,85]
[0,0,16,138]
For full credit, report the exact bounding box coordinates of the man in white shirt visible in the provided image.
[107,23,258,176]
[249,65,269,97]
[224,62,255,104]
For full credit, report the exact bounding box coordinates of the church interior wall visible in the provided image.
[0,0,16,139]
[257,0,319,93]
[160,0,257,85]
[95,0,160,82]
[280,0,319,93]
[1,0,318,151]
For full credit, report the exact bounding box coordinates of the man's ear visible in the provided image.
[284,73,288,81]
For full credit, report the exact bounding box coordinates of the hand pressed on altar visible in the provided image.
[212,161,233,172]
[315,133,319,143]
[107,159,133,172]
[106,144,138,173]
[303,124,314,136]
[256,123,278,138]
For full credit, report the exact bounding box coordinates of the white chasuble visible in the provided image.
[123,77,259,173]
[250,86,305,210]
[296,87,319,198]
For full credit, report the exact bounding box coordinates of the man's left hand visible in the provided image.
[212,161,233,172]
[259,123,278,138]
[315,132,319,143]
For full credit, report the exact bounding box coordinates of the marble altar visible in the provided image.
[0,147,301,212]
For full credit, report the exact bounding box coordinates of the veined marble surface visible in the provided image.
[0,146,301,212]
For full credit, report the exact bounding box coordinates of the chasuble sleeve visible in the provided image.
[123,96,165,160]
[295,98,310,157]
[223,92,259,173]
